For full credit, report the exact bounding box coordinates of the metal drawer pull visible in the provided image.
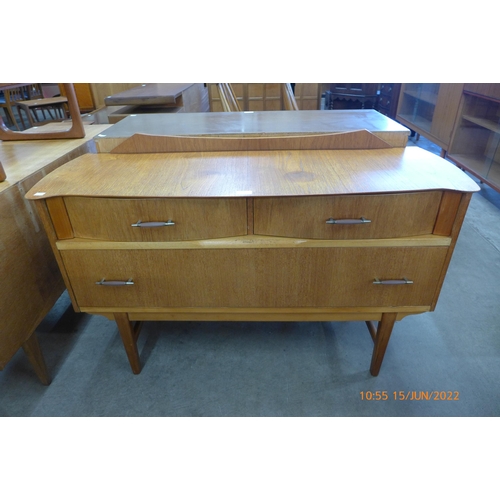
[326,217,371,225]
[373,278,414,285]
[96,279,134,286]
[131,220,175,227]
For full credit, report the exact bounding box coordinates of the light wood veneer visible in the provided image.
[26,138,479,376]
[0,124,111,383]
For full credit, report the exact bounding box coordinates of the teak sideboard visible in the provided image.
[0,123,110,384]
[26,133,479,376]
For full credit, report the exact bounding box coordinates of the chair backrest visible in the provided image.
[27,84,44,100]
[5,86,30,103]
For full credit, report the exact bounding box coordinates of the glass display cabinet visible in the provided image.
[448,85,500,191]
[396,83,464,155]
[397,83,439,134]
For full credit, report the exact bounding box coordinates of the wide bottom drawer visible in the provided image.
[61,247,448,309]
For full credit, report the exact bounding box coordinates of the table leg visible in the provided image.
[114,313,142,374]
[21,332,51,385]
[370,312,398,376]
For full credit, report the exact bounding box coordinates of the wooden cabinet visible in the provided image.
[396,83,464,153]
[377,84,401,119]
[448,84,500,192]
[58,84,96,113]
[27,140,478,377]
[0,124,110,383]
[328,84,380,110]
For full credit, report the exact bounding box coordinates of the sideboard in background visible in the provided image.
[0,123,110,384]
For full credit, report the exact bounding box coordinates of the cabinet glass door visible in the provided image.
[449,93,500,187]
[398,83,440,134]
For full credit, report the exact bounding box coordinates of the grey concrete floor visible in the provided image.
[1,137,499,417]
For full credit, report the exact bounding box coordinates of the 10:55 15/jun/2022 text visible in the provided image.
[360,391,460,401]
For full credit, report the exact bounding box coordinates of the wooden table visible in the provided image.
[94,109,410,152]
[0,123,110,384]
[27,135,479,377]
[102,83,209,122]
[104,83,196,106]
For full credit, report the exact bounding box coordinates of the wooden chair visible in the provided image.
[0,83,85,141]
[26,83,44,100]
[217,83,241,111]
[17,90,69,129]
[0,90,17,129]
[0,86,30,130]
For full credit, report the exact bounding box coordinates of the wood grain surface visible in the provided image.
[26,147,480,200]
[60,246,448,309]
[109,130,391,154]
[0,124,110,191]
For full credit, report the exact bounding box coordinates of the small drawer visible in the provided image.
[253,192,443,240]
[61,246,447,309]
[64,197,248,241]
[379,84,394,94]
[378,95,392,108]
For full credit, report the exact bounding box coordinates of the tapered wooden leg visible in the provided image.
[370,313,398,376]
[114,313,142,374]
[22,332,51,385]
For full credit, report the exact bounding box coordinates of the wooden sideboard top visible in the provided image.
[26,147,479,200]
[0,124,111,191]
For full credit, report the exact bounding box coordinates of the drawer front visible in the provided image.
[64,197,248,241]
[379,84,395,96]
[378,95,392,109]
[61,246,448,309]
[253,192,442,239]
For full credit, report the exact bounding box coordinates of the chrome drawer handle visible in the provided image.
[326,217,371,225]
[96,278,134,286]
[131,220,175,227]
[373,278,414,285]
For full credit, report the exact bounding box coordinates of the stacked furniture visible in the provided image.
[376,84,401,119]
